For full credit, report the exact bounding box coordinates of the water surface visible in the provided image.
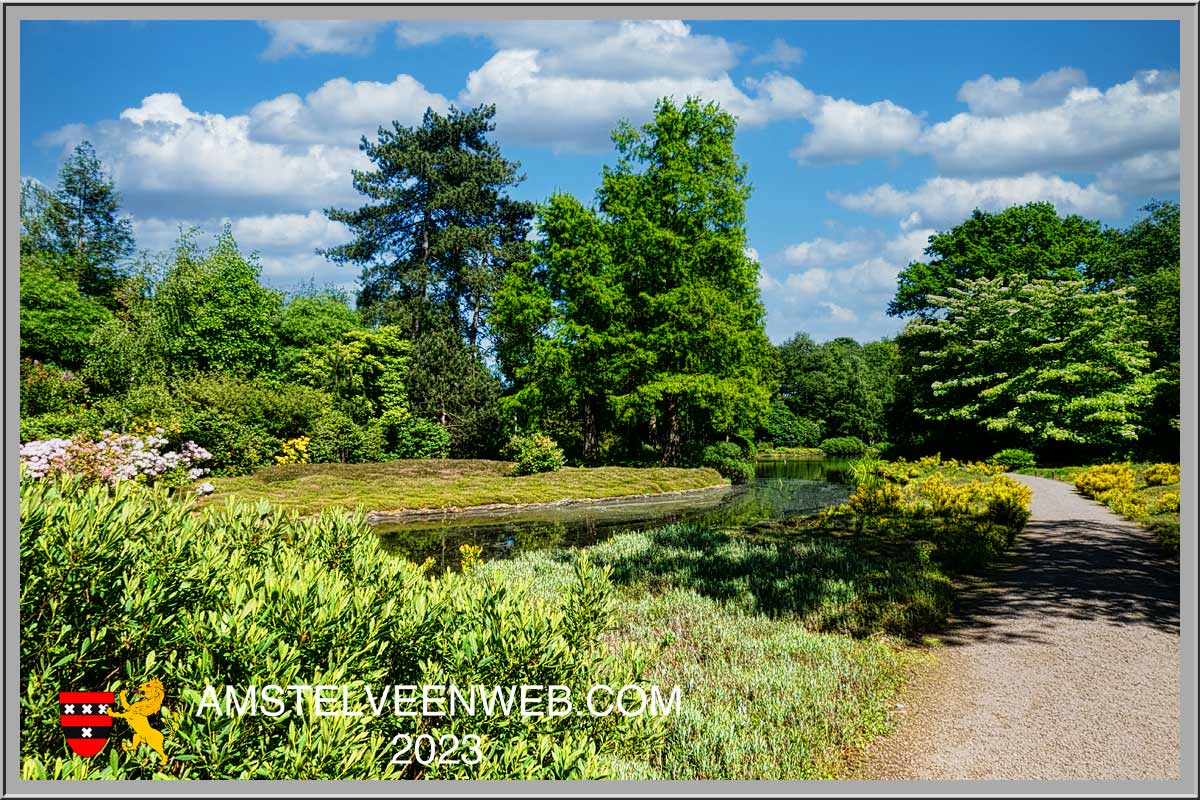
[373,457,851,566]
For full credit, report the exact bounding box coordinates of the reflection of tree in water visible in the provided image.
[374,460,852,569]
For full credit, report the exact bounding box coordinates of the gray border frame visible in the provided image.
[5,3,1196,797]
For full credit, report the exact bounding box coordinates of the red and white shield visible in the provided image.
[60,691,115,758]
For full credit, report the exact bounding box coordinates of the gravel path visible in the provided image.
[859,474,1180,780]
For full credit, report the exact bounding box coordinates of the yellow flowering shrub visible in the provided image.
[848,481,904,516]
[1155,492,1180,514]
[1144,463,1180,486]
[1074,464,1136,498]
[274,436,311,465]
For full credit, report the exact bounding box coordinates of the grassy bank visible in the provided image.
[204,459,727,515]
[1021,463,1181,556]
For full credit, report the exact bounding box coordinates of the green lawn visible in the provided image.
[204,459,727,515]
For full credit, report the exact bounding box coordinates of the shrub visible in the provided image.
[1155,492,1180,514]
[274,436,311,466]
[701,442,755,484]
[989,448,1037,472]
[307,410,380,465]
[819,436,868,456]
[19,480,655,779]
[19,432,210,488]
[20,407,104,443]
[180,411,279,477]
[764,402,822,448]
[1074,464,1136,498]
[19,359,90,417]
[847,481,903,517]
[507,433,566,476]
[1144,463,1180,486]
[373,409,451,460]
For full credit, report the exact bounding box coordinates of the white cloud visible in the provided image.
[231,211,350,251]
[1095,148,1180,196]
[458,51,812,152]
[782,237,873,268]
[248,75,449,146]
[922,69,1179,176]
[753,38,804,68]
[819,301,858,322]
[792,97,924,164]
[956,67,1088,116]
[44,93,366,217]
[831,173,1122,225]
[259,20,385,59]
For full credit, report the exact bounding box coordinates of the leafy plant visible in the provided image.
[1144,463,1180,486]
[507,433,566,476]
[989,448,1037,472]
[819,436,868,456]
[700,441,755,484]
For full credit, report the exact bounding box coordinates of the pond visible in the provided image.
[372,458,853,567]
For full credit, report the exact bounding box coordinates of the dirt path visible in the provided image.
[859,474,1180,780]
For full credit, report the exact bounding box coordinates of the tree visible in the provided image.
[899,275,1164,455]
[275,288,362,375]
[1094,200,1180,458]
[599,97,772,462]
[19,253,112,368]
[153,228,282,376]
[492,193,629,461]
[774,334,896,443]
[34,142,136,301]
[888,202,1108,318]
[321,105,534,347]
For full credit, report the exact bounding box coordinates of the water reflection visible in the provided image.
[374,457,852,567]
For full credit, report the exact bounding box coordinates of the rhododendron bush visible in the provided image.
[19,430,211,488]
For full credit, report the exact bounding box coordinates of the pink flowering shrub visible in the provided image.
[19,430,211,488]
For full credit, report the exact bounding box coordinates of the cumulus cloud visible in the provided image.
[259,20,386,59]
[1095,148,1180,196]
[782,237,873,268]
[818,301,858,322]
[753,38,804,68]
[956,67,1088,116]
[248,75,449,146]
[792,97,924,164]
[922,69,1179,176]
[831,173,1122,226]
[43,93,366,217]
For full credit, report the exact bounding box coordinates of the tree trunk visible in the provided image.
[581,396,599,463]
[661,395,682,464]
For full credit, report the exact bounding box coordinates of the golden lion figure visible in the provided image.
[107,679,167,762]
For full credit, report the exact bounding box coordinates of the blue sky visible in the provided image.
[20,18,1180,343]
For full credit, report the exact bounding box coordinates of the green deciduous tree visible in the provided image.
[19,254,112,369]
[153,227,282,376]
[321,104,534,347]
[888,202,1108,318]
[899,275,1164,454]
[599,97,772,462]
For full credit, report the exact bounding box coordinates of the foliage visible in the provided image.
[775,335,897,443]
[888,202,1107,318]
[900,275,1164,452]
[292,325,410,421]
[307,410,381,465]
[499,98,772,464]
[989,448,1037,472]
[20,480,654,779]
[763,400,822,448]
[19,432,209,488]
[153,228,282,376]
[20,142,135,301]
[275,290,361,372]
[700,441,755,484]
[20,359,90,417]
[819,436,868,456]
[1144,462,1180,486]
[507,433,567,476]
[405,328,506,458]
[19,255,114,368]
[373,409,452,460]
[322,104,534,346]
